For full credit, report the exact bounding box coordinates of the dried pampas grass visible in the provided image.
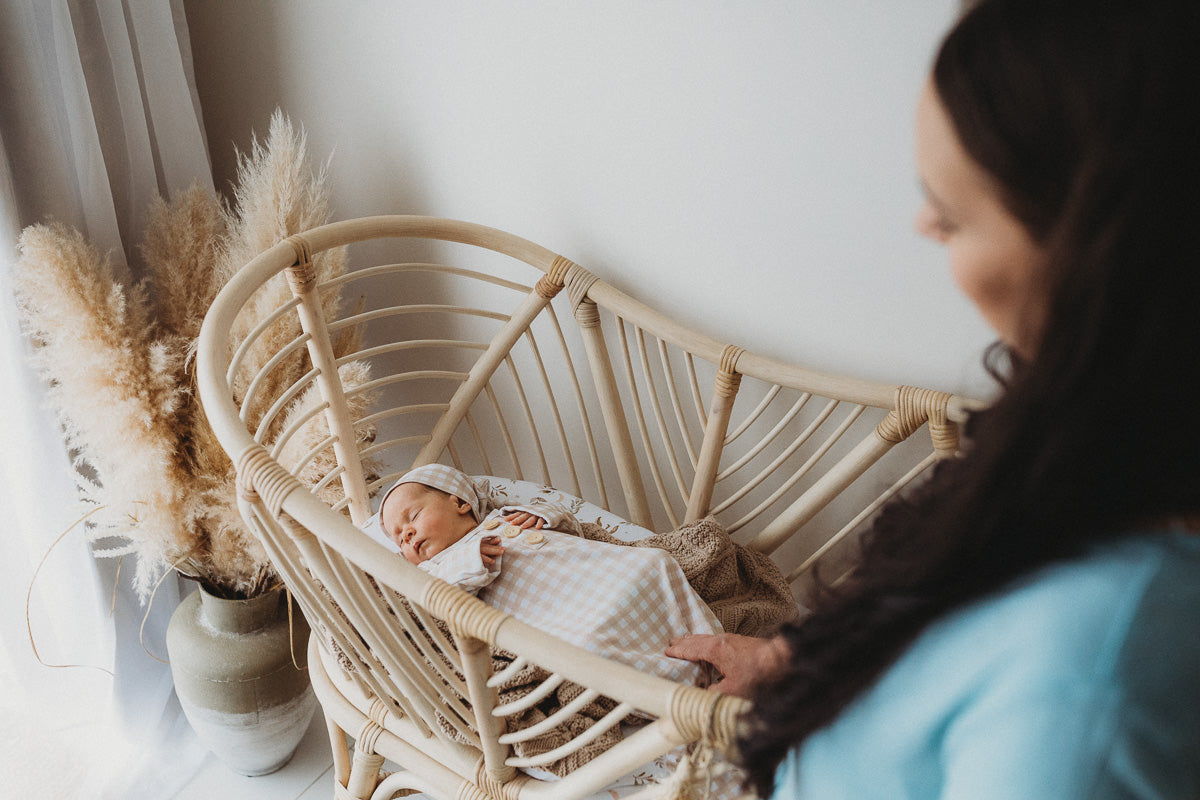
[14,224,192,592]
[219,111,353,433]
[13,110,372,600]
[275,360,376,508]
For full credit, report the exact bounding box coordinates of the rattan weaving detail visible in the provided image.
[236,444,303,516]
[357,718,384,755]
[285,234,316,294]
[368,696,390,726]
[876,385,957,453]
[535,255,574,299]
[715,345,746,398]
[564,262,600,314]
[421,577,508,644]
[667,686,744,750]
[470,761,530,800]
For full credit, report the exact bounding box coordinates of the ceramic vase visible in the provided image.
[166,584,317,776]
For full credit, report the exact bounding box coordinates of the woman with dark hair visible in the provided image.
[668,0,1200,796]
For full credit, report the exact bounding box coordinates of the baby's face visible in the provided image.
[382,482,477,565]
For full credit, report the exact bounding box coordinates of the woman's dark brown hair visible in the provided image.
[739,1,1200,795]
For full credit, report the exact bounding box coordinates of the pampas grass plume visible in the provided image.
[12,111,368,600]
[14,224,190,597]
[217,110,351,433]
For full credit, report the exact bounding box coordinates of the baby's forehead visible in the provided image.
[382,481,452,513]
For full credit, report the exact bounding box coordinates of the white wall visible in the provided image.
[185,0,996,398]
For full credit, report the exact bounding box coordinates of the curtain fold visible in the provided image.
[0,1,217,796]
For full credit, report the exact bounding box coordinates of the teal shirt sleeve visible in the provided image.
[771,532,1200,800]
[940,681,1171,799]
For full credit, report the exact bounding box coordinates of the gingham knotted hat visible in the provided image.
[378,463,483,521]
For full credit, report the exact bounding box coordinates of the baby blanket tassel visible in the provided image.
[638,726,752,800]
[659,740,717,800]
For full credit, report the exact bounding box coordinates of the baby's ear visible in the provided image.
[455,497,474,516]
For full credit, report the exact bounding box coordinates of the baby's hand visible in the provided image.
[479,535,505,566]
[502,511,546,530]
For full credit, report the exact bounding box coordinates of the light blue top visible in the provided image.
[770,531,1200,799]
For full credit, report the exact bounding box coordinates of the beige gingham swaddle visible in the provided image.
[473,526,722,684]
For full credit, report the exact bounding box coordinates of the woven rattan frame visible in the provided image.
[197,216,975,800]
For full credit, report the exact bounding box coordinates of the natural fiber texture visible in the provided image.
[13,222,198,598]
[236,445,304,517]
[11,111,369,599]
[712,346,744,398]
[285,234,317,293]
[564,263,600,315]
[421,579,508,645]
[191,213,972,798]
[216,110,355,440]
[666,688,738,751]
[578,517,799,637]
[274,360,378,508]
[876,385,956,447]
[472,761,530,800]
[322,516,795,778]
[476,516,792,776]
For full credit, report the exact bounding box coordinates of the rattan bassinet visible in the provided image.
[195,216,974,800]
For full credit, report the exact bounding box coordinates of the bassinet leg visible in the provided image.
[345,745,386,800]
[325,714,401,800]
[325,711,352,788]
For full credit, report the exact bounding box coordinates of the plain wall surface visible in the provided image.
[184,0,996,399]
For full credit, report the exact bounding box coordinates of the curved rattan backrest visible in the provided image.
[196,216,974,794]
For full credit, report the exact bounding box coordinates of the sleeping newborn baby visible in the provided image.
[376,464,722,685]
[379,463,581,591]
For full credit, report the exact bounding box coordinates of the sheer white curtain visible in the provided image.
[0,1,218,796]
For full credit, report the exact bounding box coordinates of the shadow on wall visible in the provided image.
[183,0,433,231]
[183,0,284,196]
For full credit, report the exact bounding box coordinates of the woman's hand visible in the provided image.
[502,511,546,530]
[479,535,505,566]
[665,633,791,698]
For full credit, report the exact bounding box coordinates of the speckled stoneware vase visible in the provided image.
[166,585,317,776]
